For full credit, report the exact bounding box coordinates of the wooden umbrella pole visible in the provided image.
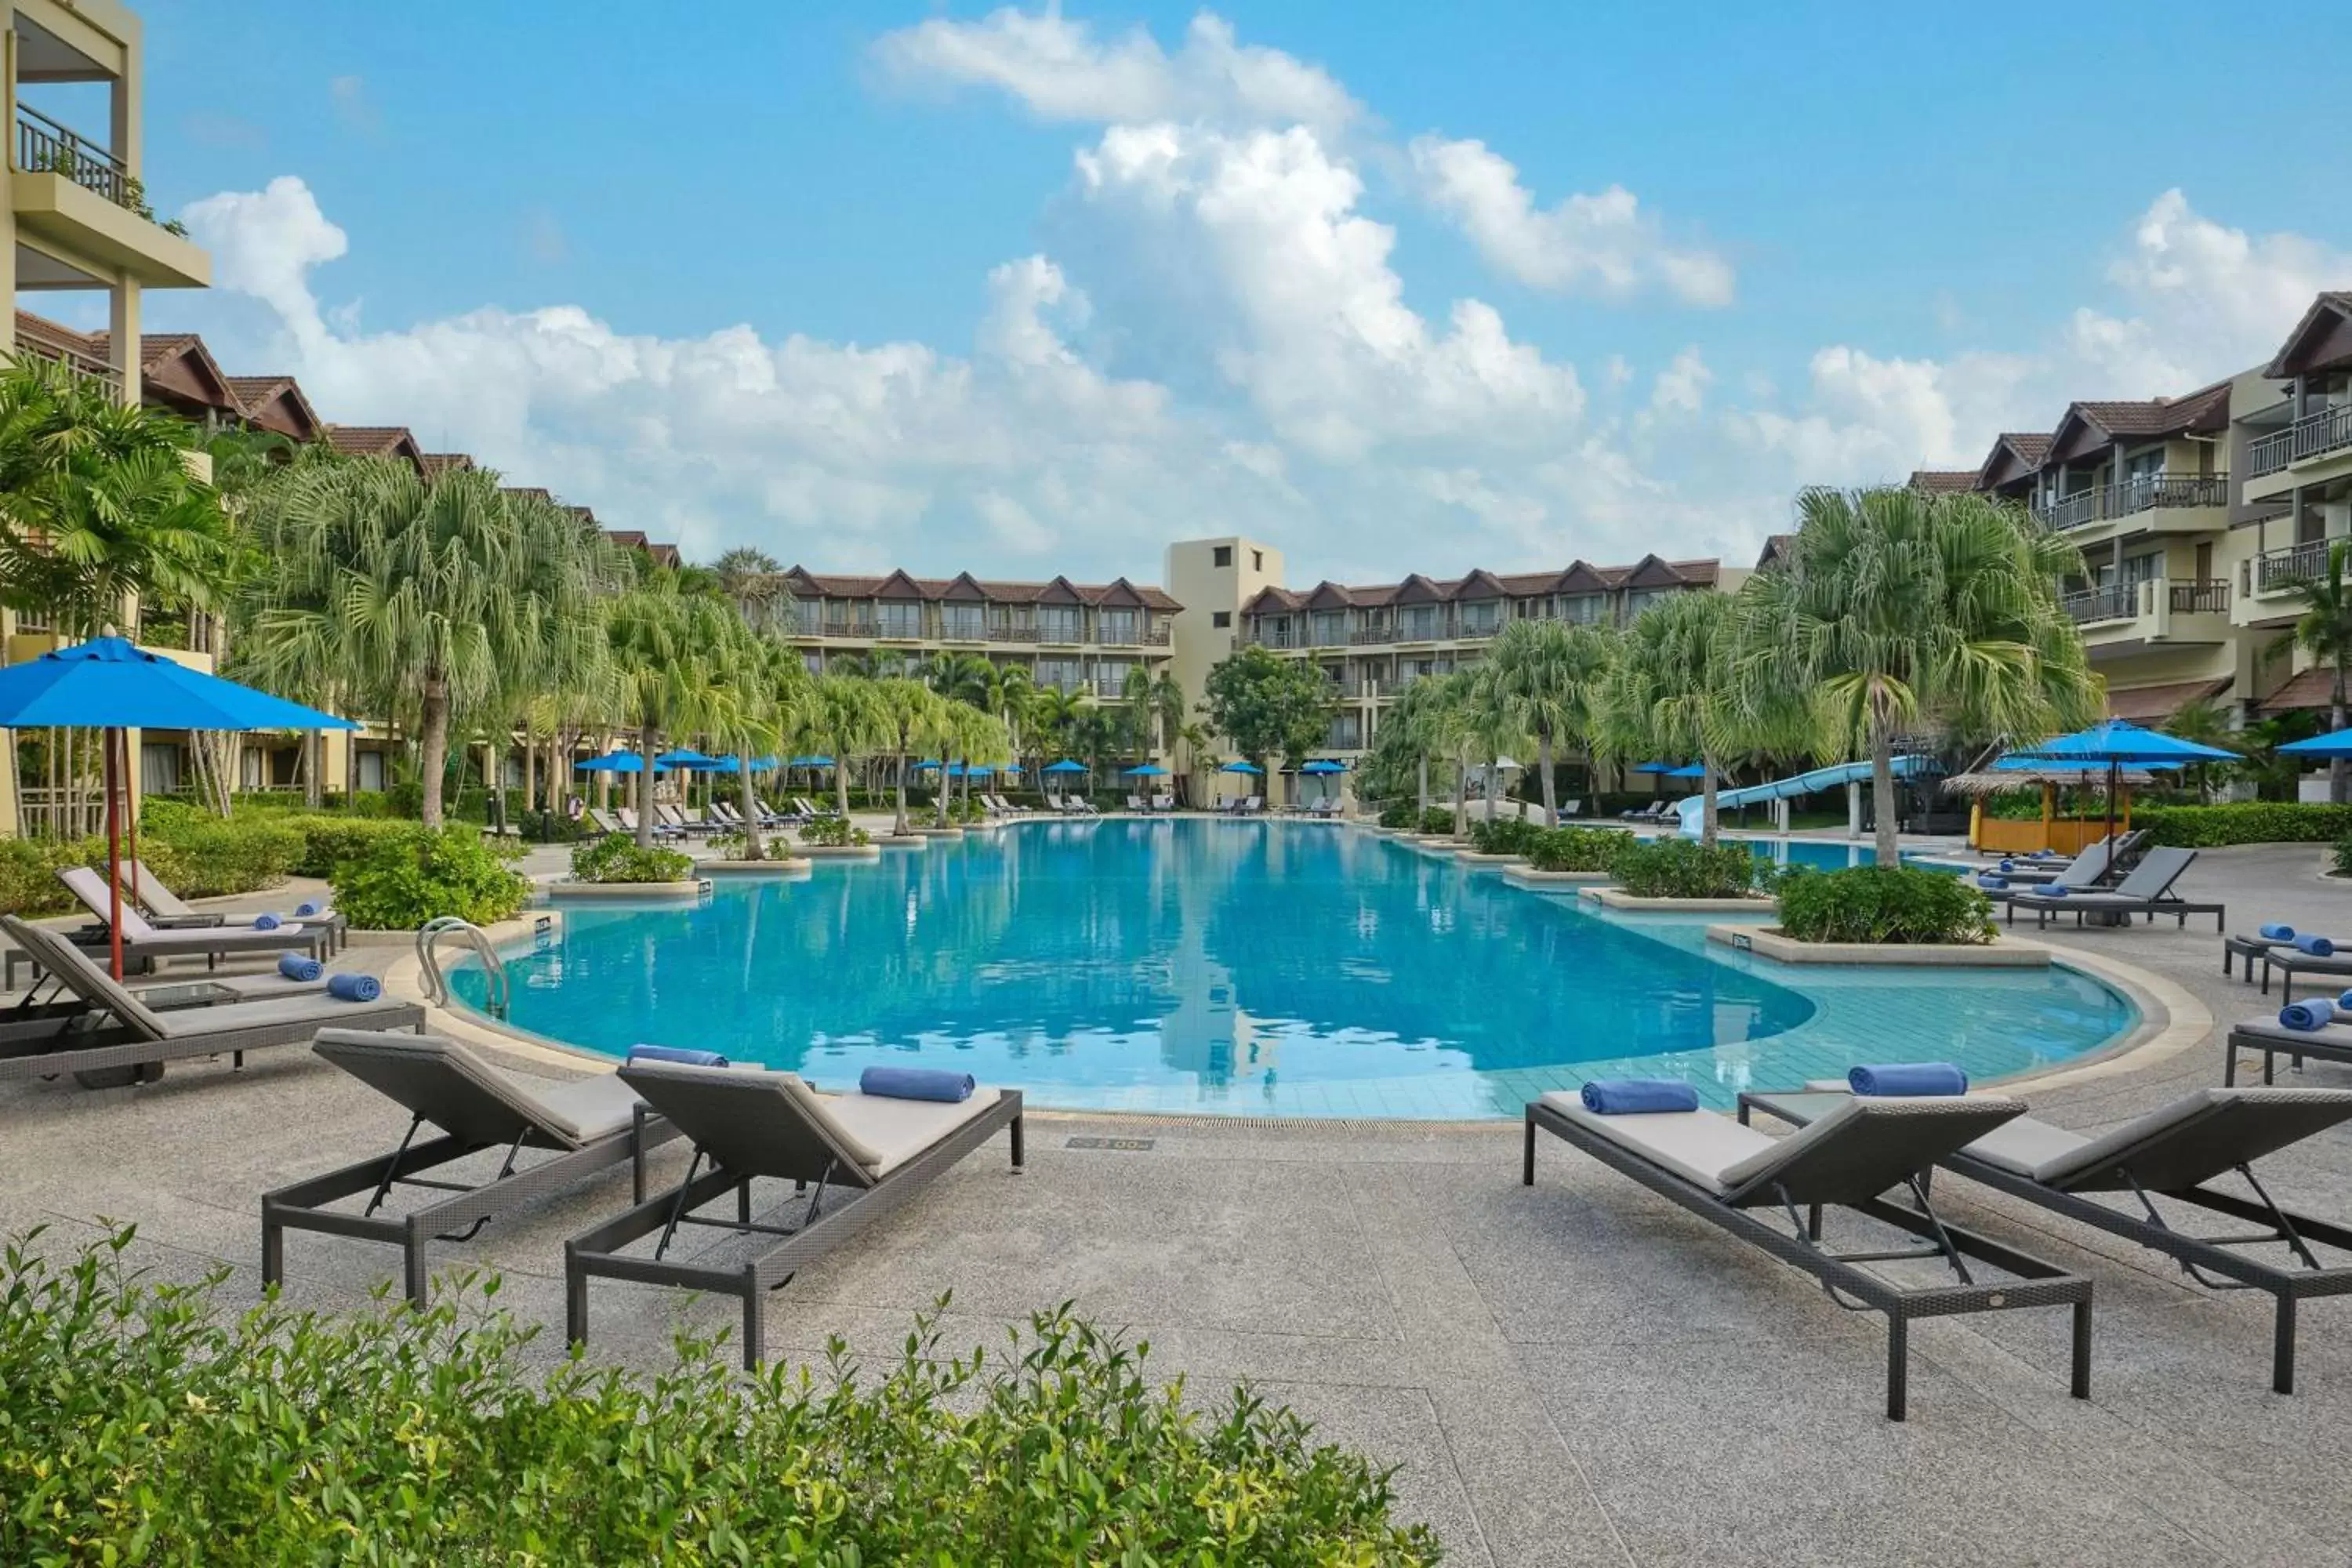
[103,726,124,981]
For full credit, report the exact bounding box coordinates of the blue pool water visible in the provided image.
[455,820,2136,1119]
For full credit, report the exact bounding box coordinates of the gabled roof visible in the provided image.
[647,543,681,568]
[1454,568,1507,601]
[780,569,1181,611]
[1907,470,1977,493]
[1392,573,1446,607]
[1755,534,1797,571]
[1035,575,1087,606]
[1554,561,1612,595]
[325,425,426,467]
[2263,291,2352,379]
[1304,580,1354,611]
[88,331,241,417]
[1095,576,1147,608]
[224,376,323,440]
[1243,586,1303,615]
[782,565,829,598]
[2045,382,2232,463]
[501,485,554,506]
[1620,554,1690,590]
[420,452,475,478]
[873,568,927,601]
[1976,432,2052,492]
[941,571,988,601]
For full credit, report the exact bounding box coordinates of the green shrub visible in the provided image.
[2336,833,2352,877]
[801,815,872,848]
[1465,816,1543,856]
[1526,826,1630,874]
[384,779,425,819]
[517,807,590,843]
[1611,837,1762,899]
[1416,807,1455,835]
[1776,866,1994,945]
[138,807,304,898]
[569,834,695,884]
[2133,802,2352,848]
[0,1229,1436,1566]
[328,825,529,930]
[1376,800,1416,829]
[267,814,420,878]
[0,836,107,916]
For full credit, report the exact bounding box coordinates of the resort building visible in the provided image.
[775,568,1182,703]
[1922,289,2352,728]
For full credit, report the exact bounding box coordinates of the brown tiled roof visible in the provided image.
[419,452,474,477]
[647,543,681,568]
[13,310,103,359]
[2263,291,2352,379]
[224,376,324,439]
[1755,534,1796,569]
[325,425,423,459]
[2071,381,2232,438]
[1243,557,1721,611]
[2106,677,2230,723]
[1907,470,1977,493]
[2254,666,2350,714]
[501,485,554,505]
[786,567,1181,612]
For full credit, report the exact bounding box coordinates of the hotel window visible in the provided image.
[1212,610,1232,627]
[140,742,183,797]
[942,603,985,640]
[1309,610,1345,645]
[1039,605,1083,641]
[877,601,924,638]
[1561,593,1603,623]
[1037,658,1083,693]
[1457,599,1500,634]
[1095,659,1133,695]
[1214,545,1233,567]
[801,651,824,674]
[796,599,825,634]
[356,750,387,793]
[1099,608,1138,643]
[1400,604,1439,638]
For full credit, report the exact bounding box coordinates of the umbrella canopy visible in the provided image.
[706,756,777,775]
[2004,720,2239,766]
[1300,760,1348,775]
[2280,727,2352,758]
[960,764,996,778]
[786,755,835,768]
[1221,760,1265,775]
[1044,759,1088,774]
[1124,764,1170,776]
[1664,763,1708,779]
[911,759,943,771]
[1630,761,1675,775]
[654,749,720,769]
[575,752,659,774]
[0,637,358,731]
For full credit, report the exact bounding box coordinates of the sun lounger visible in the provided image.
[2005,847,2224,931]
[1525,1089,2092,1420]
[2230,943,2352,1003]
[1126,793,1147,813]
[565,1062,1023,1367]
[1240,794,1262,815]
[1152,793,1174,813]
[0,915,422,1088]
[585,807,626,836]
[54,867,329,971]
[114,858,347,954]
[1744,1085,2352,1393]
[790,797,828,822]
[263,1030,681,1303]
[1978,838,2117,903]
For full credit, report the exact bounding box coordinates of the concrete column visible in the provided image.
[108,281,142,407]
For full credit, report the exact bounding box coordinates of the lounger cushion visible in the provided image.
[2233,1018,2352,1049]
[530,1073,648,1144]
[316,1029,640,1148]
[814,1087,1006,1175]
[1539,1094,1774,1194]
[1965,1087,2352,1190]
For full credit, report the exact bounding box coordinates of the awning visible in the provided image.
[2255,667,2347,714]
[2104,677,2230,723]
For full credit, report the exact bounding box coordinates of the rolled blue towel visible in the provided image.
[296,901,328,919]
[2031,850,2058,860]
[1849,1062,1969,1097]
[277,952,323,983]
[2038,885,2068,898]
[860,1065,975,1103]
[325,972,380,1004]
[1976,874,2009,891]
[1579,1078,1699,1115]
[1998,858,2015,872]
[2339,989,2352,1011]
[2259,923,2296,942]
[2295,934,2335,956]
[627,1044,730,1069]
[250,912,282,931]
[2278,1000,2331,1032]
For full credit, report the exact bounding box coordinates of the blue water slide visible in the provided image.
[1671,754,1939,835]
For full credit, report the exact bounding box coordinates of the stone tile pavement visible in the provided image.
[3,840,2350,1566]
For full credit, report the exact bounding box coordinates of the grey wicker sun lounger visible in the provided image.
[1979,837,2116,904]
[1524,1092,2092,1420]
[0,916,422,1088]
[54,867,331,970]
[566,1062,1023,1368]
[263,1030,681,1303]
[2004,847,2225,931]
[114,858,347,955]
[2234,946,2352,1003]
[1744,1087,2352,1394]
[2225,1015,2352,1086]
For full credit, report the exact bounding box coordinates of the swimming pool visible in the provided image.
[455,819,2136,1119]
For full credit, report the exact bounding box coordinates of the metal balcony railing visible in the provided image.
[2252,539,2341,594]
[2031,474,2230,529]
[2167,578,2230,614]
[987,626,1040,642]
[10,328,120,393]
[2062,585,2139,623]
[1350,626,1398,644]
[2249,405,2352,478]
[15,104,136,212]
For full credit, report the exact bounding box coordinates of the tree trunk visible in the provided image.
[522,739,538,827]
[304,731,323,808]
[2332,664,2347,805]
[1700,755,1720,847]
[1537,728,1556,826]
[1869,717,1899,866]
[893,744,910,835]
[636,724,658,848]
[738,750,765,860]
[489,741,507,834]
[1453,760,1468,837]
[937,759,953,827]
[419,668,452,827]
[1416,756,1430,824]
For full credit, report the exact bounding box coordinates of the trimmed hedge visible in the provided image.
[328,825,530,930]
[0,805,310,918]
[2132,802,2352,848]
[1776,866,1995,946]
[1465,816,1544,856]
[1611,837,1762,899]
[0,1229,1439,1565]
[1417,808,1455,836]
[1526,826,1630,874]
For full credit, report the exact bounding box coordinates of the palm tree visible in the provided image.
[2161,695,2235,805]
[1486,616,1613,826]
[1732,486,2101,863]
[934,699,1001,826]
[1428,673,1494,837]
[1382,677,1450,824]
[705,622,809,858]
[245,460,601,828]
[711,546,787,633]
[1120,665,1155,763]
[870,677,945,836]
[1602,592,1742,844]
[1031,684,1083,768]
[808,674,883,818]
[2278,540,2352,803]
[605,574,724,847]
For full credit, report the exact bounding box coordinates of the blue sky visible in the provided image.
[112,2,2352,583]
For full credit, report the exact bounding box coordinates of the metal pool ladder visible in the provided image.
[416,916,510,1019]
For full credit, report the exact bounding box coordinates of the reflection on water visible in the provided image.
[462,821,2125,1117]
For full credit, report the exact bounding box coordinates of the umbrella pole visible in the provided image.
[104,726,124,982]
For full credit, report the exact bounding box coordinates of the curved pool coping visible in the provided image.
[383,822,2205,1120]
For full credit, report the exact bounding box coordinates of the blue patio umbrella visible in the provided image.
[2280,727,2352,758]
[787,755,835,768]
[0,637,359,978]
[2004,720,2241,844]
[1221,760,1264,774]
[1300,760,1347,775]
[1630,761,1675,774]
[1043,760,1088,774]
[575,752,659,773]
[1124,764,1169,776]
[911,759,943,771]
[1664,763,1708,779]
[655,749,720,769]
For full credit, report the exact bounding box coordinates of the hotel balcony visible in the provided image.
[2030,474,2230,539]
[12,103,209,289]
[2063,576,2230,655]
[2240,539,2350,607]
[2245,405,2352,501]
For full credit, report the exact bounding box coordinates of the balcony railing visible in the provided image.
[2250,405,2352,479]
[987,626,1040,643]
[2031,474,2230,529]
[2167,578,2230,614]
[818,620,879,638]
[10,328,121,394]
[15,104,136,212]
[2251,539,2341,594]
[2062,585,2139,623]
[1348,626,1396,644]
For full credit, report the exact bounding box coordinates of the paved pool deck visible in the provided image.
[4,836,2350,1567]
